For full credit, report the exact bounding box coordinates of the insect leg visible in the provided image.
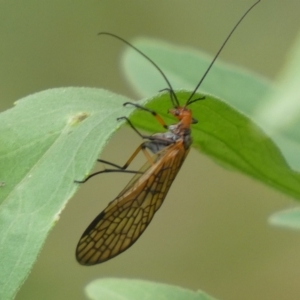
[75,142,153,184]
[99,142,155,170]
[118,115,165,141]
[118,116,174,150]
[123,102,168,129]
[75,108,174,185]
[117,116,171,144]
[74,169,141,184]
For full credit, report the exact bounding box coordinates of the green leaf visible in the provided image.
[0,87,134,300]
[130,91,300,201]
[121,39,300,201]
[2,38,300,299]
[258,34,300,231]
[254,32,300,170]
[85,278,217,300]
[269,208,300,230]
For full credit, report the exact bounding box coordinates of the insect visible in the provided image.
[75,1,260,265]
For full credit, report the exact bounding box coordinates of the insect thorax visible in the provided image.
[145,125,192,154]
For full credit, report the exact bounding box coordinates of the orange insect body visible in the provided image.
[76,105,194,265]
[75,1,260,265]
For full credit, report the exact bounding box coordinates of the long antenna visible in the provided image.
[186,0,260,105]
[99,1,260,108]
[98,32,179,107]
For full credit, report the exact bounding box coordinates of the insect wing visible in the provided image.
[76,142,189,265]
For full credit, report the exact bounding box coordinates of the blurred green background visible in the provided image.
[1,0,300,299]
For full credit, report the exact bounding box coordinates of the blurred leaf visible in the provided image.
[122,38,274,118]
[0,87,134,300]
[254,32,300,170]
[269,208,300,230]
[85,278,216,300]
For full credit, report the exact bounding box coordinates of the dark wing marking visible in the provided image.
[76,141,189,265]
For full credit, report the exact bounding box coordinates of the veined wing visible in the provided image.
[76,140,189,265]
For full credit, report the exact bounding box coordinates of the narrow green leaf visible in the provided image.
[85,278,217,300]
[269,208,300,230]
[0,87,134,300]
